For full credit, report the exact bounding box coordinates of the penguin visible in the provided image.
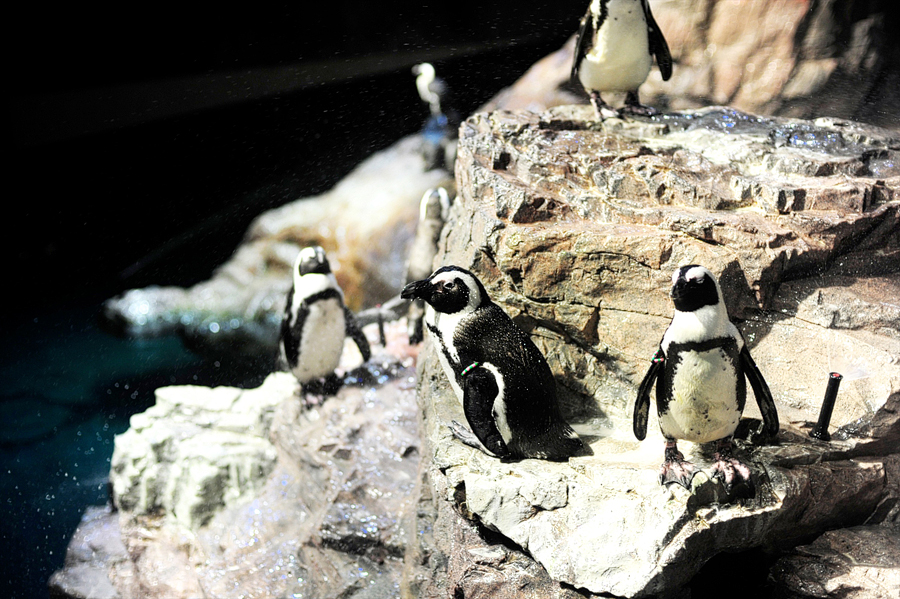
[572,0,673,119]
[412,62,448,117]
[401,265,584,461]
[412,63,459,171]
[633,265,779,492]
[281,246,371,398]
[405,188,451,345]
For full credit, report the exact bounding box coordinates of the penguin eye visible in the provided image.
[442,281,455,292]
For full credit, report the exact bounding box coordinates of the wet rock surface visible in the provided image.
[54,322,423,599]
[770,526,900,599]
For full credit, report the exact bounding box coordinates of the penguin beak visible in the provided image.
[401,279,432,301]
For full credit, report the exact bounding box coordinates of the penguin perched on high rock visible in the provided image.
[633,265,779,493]
[401,266,585,461]
[405,188,451,345]
[412,62,449,117]
[281,246,371,399]
[412,62,460,171]
[572,0,673,119]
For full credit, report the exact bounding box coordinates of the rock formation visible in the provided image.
[54,105,900,599]
[416,105,899,597]
[66,9,900,592]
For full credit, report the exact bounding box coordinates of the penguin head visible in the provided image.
[419,187,451,223]
[670,265,723,313]
[294,246,332,277]
[401,265,488,315]
[412,62,435,79]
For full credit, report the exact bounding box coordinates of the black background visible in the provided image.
[7,1,588,319]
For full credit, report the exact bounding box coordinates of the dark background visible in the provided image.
[7,1,588,319]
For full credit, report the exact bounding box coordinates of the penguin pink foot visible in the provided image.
[620,91,659,117]
[711,438,754,494]
[590,91,620,120]
[659,441,696,489]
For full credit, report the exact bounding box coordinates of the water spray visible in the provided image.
[809,372,843,441]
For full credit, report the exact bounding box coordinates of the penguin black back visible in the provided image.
[402,265,583,461]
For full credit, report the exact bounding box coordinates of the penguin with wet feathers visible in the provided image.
[281,246,371,397]
[633,265,779,492]
[572,0,672,118]
[401,265,584,461]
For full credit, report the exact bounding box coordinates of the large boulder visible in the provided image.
[415,105,900,597]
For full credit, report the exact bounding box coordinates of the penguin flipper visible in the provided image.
[571,5,595,83]
[634,348,664,440]
[740,346,779,442]
[343,306,372,362]
[644,2,673,81]
[461,367,510,459]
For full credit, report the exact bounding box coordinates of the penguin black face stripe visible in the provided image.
[671,265,719,313]
[401,266,486,315]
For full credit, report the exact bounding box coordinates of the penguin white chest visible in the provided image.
[661,348,741,443]
[293,298,346,381]
[425,305,467,402]
[579,0,653,92]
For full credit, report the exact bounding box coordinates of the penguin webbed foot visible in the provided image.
[659,443,696,489]
[620,90,659,117]
[711,439,754,495]
[589,91,620,120]
[300,373,343,405]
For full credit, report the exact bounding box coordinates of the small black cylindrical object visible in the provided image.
[810,372,843,441]
[376,305,386,347]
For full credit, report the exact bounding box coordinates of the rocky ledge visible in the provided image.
[416,105,899,597]
[53,107,899,599]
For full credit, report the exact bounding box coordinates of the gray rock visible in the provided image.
[109,373,285,529]
[61,321,424,599]
[48,505,128,599]
[415,105,900,597]
[770,526,900,598]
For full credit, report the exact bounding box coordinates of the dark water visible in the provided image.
[0,299,272,599]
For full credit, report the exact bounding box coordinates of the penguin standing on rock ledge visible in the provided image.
[572,0,673,119]
[401,265,585,461]
[633,265,779,493]
[281,246,371,401]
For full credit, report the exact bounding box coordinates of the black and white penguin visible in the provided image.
[633,265,779,491]
[281,246,371,397]
[572,0,672,119]
[405,188,451,345]
[412,62,448,117]
[401,266,584,461]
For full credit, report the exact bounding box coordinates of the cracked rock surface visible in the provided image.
[416,105,900,596]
